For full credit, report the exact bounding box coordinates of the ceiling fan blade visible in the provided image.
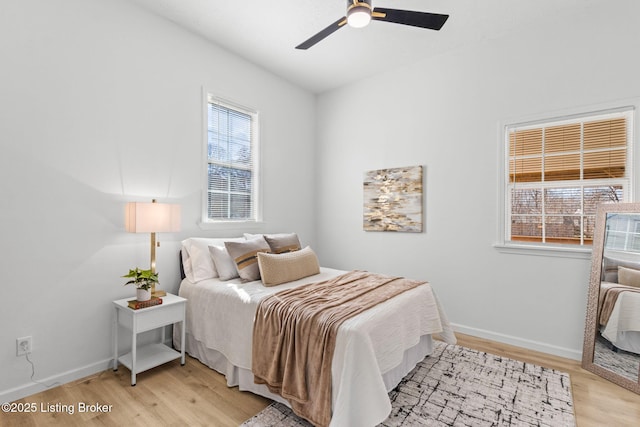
[372,8,449,30]
[296,17,347,50]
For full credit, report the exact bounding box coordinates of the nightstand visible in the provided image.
[113,293,186,385]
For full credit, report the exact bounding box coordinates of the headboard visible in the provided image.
[179,250,186,280]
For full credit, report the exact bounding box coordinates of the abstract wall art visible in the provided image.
[363,165,423,232]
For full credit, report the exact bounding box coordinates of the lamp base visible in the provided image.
[151,284,167,298]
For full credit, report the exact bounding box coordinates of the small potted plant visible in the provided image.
[122,268,159,301]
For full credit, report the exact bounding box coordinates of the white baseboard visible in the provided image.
[1,338,175,403]
[451,323,583,361]
[0,358,113,404]
[2,331,580,404]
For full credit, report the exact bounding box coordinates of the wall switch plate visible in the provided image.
[16,336,32,356]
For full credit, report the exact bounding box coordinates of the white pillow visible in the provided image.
[181,237,243,282]
[209,245,240,281]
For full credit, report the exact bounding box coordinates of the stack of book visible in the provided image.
[128,297,163,310]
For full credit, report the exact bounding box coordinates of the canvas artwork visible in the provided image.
[363,165,423,232]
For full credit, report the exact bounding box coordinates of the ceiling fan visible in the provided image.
[295,0,449,50]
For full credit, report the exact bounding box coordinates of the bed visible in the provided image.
[599,282,640,353]
[172,235,456,426]
[599,255,640,353]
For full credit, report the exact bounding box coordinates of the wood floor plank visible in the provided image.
[2,334,639,426]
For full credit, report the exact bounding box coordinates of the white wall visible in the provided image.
[0,0,316,402]
[315,1,640,359]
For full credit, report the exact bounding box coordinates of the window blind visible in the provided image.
[509,117,627,183]
[506,109,632,246]
[206,97,257,221]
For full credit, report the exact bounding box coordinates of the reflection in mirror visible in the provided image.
[583,203,640,394]
[596,213,640,380]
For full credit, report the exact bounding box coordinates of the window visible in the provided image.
[205,96,259,222]
[604,214,640,253]
[504,108,634,248]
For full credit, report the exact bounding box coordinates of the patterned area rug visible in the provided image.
[241,342,575,426]
[594,334,640,381]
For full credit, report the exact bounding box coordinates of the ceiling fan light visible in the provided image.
[347,6,371,28]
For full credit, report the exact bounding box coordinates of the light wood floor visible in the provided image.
[3,333,639,426]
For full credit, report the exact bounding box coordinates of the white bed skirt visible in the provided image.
[174,327,434,425]
[602,329,640,354]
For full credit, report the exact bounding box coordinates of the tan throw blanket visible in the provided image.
[252,270,425,427]
[599,285,640,326]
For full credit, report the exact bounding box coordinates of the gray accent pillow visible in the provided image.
[264,233,301,254]
[225,237,271,281]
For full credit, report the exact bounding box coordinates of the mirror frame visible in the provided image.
[582,202,640,394]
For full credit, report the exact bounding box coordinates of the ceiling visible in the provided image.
[126,0,593,94]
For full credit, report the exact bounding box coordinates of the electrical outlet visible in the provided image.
[16,336,32,356]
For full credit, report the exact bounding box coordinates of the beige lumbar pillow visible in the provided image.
[618,266,640,288]
[257,246,320,286]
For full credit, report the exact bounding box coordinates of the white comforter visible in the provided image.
[176,268,456,426]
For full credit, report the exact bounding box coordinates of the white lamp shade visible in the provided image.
[125,202,181,233]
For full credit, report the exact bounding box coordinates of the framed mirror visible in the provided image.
[582,202,640,394]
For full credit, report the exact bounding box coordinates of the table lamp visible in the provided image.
[125,199,181,297]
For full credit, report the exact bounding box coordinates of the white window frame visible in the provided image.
[496,103,637,258]
[200,91,262,229]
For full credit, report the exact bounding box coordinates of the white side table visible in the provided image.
[113,293,186,386]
